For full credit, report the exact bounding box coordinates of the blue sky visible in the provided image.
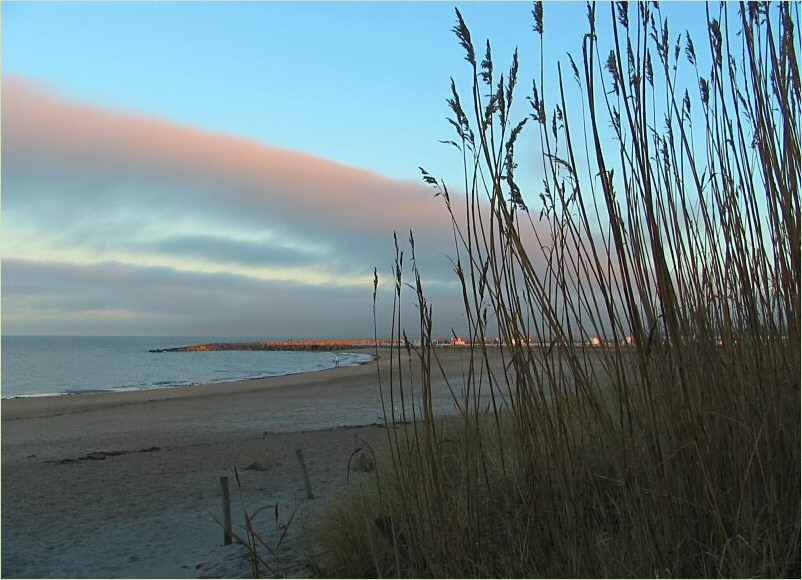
[2,1,713,337]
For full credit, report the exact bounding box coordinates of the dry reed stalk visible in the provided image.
[312,2,800,577]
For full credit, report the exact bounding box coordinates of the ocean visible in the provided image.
[1,336,373,399]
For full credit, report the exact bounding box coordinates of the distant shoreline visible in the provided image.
[149,337,638,353]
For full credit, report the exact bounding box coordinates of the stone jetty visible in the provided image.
[149,339,394,353]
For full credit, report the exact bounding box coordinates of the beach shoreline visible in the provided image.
[0,347,479,578]
[0,349,377,402]
[1,348,381,419]
[1,336,380,400]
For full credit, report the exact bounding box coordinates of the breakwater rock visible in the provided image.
[149,340,390,353]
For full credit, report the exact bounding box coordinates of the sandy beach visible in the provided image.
[1,347,481,578]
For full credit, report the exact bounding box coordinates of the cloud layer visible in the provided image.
[2,77,465,335]
[3,258,467,337]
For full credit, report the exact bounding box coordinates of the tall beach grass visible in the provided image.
[313,2,799,577]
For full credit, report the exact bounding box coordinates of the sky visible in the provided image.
[2,1,709,338]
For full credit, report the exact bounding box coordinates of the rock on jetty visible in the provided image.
[149,339,393,353]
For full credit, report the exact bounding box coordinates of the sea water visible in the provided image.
[0,336,373,399]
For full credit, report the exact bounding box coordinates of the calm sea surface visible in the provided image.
[1,336,373,399]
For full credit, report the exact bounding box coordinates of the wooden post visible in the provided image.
[220,476,232,545]
[295,449,314,499]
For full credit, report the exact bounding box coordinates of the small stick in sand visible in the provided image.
[220,476,233,545]
[295,449,315,499]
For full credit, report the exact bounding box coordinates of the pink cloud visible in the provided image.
[3,78,584,337]
[2,75,452,249]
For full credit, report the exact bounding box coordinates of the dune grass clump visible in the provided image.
[312,2,800,577]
